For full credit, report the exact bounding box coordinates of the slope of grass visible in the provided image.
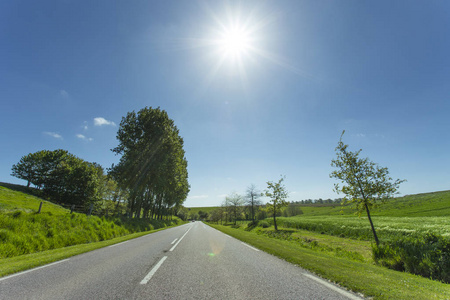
[0,185,183,259]
[210,224,450,300]
[0,185,68,214]
[0,226,176,278]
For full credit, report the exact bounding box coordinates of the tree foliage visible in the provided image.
[11,149,103,207]
[264,176,289,231]
[330,131,405,245]
[110,107,189,219]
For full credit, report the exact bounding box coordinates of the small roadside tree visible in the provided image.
[330,131,406,246]
[225,192,244,225]
[245,184,262,222]
[264,176,289,231]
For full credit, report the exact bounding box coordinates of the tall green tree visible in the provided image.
[264,176,289,231]
[330,131,406,246]
[110,107,189,219]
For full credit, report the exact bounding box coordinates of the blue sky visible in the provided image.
[1,1,449,207]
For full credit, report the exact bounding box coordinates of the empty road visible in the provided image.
[0,222,362,299]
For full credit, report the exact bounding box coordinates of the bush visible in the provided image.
[259,221,270,228]
[373,233,450,283]
[0,211,181,258]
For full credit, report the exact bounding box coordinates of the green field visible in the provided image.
[271,215,450,241]
[191,190,450,241]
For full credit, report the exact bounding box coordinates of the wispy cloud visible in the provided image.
[76,134,93,142]
[94,117,116,127]
[43,132,63,139]
[60,89,69,99]
[217,194,228,198]
[188,195,209,200]
[355,133,366,138]
[83,121,88,130]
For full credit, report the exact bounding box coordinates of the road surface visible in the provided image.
[0,222,362,299]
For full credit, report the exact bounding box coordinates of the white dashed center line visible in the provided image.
[140,256,167,285]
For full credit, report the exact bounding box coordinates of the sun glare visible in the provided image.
[219,27,251,57]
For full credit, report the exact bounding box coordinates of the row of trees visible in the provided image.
[197,177,290,230]
[109,107,189,220]
[202,131,405,246]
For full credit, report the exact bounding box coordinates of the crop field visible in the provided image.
[271,215,450,242]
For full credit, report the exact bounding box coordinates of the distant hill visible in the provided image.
[187,190,450,218]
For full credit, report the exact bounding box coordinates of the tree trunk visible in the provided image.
[251,199,255,222]
[273,213,278,231]
[365,203,379,246]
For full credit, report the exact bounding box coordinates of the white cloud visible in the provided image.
[76,134,93,142]
[60,89,69,99]
[83,121,88,130]
[187,195,209,200]
[355,133,366,138]
[43,132,63,139]
[94,117,116,127]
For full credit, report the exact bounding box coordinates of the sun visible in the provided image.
[218,27,251,58]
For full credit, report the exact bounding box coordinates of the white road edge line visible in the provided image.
[171,238,178,245]
[0,259,70,282]
[140,256,167,285]
[241,242,259,252]
[302,273,362,300]
[108,241,129,248]
[169,226,192,252]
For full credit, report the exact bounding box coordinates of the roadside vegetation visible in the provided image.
[203,190,450,287]
[0,185,183,259]
[198,133,450,288]
[210,223,450,300]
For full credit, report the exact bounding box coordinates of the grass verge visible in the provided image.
[0,224,180,278]
[209,224,450,300]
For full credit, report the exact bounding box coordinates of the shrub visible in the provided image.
[259,221,270,228]
[373,233,450,283]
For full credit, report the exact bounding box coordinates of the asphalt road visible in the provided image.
[0,222,363,299]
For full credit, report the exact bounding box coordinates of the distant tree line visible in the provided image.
[188,176,290,230]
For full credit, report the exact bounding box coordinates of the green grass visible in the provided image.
[0,185,68,214]
[0,226,177,278]
[0,185,183,259]
[210,224,450,300]
[372,190,450,217]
